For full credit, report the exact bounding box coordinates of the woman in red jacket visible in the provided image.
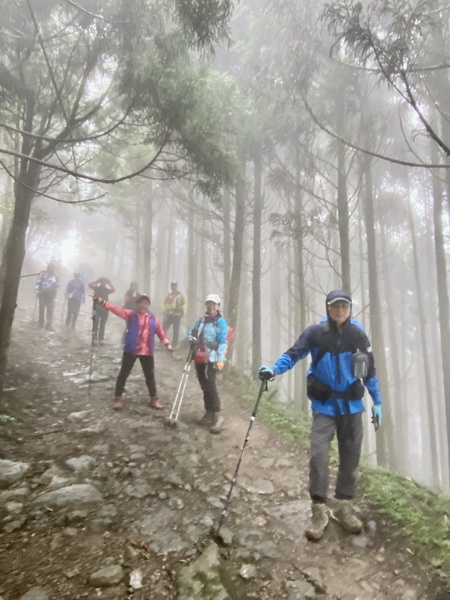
[92,293,173,411]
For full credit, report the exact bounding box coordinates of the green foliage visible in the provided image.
[0,0,237,201]
[360,466,450,581]
[174,0,232,51]
[322,0,440,79]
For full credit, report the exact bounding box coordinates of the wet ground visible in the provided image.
[0,307,449,599]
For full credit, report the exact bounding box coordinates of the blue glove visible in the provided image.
[372,405,382,426]
[258,365,274,381]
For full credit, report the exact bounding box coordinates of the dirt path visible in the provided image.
[0,307,449,600]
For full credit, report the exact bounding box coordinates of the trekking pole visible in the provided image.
[33,294,37,322]
[166,342,195,427]
[87,300,97,400]
[214,379,269,538]
[61,297,66,328]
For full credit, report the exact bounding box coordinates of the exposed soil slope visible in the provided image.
[1,307,449,600]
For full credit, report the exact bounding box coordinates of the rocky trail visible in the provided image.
[1,307,449,600]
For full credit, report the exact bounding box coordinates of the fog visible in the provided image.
[1,0,450,493]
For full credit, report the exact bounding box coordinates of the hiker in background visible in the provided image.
[88,276,115,345]
[259,290,382,541]
[35,262,59,330]
[162,281,186,347]
[91,292,173,411]
[65,271,85,329]
[78,262,94,285]
[188,293,228,434]
[122,281,141,345]
[124,281,140,310]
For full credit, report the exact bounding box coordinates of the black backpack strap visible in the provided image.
[310,321,330,370]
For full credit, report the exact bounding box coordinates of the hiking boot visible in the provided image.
[149,396,163,410]
[209,412,224,434]
[330,499,363,534]
[198,410,214,426]
[113,396,123,411]
[305,502,329,541]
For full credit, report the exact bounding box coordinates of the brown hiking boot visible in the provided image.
[305,502,329,541]
[209,412,224,434]
[149,396,163,410]
[330,499,363,534]
[113,396,123,411]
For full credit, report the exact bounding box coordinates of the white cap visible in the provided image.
[205,293,220,305]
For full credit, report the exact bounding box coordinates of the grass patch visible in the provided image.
[360,466,450,582]
[237,376,450,583]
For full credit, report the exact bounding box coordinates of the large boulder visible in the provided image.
[178,542,231,600]
[18,587,49,600]
[89,565,124,587]
[32,483,103,508]
[0,460,30,487]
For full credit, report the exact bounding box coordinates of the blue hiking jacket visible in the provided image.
[189,313,228,363]
[272,317,382,416]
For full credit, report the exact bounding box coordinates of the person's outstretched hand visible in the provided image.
[258,365,274,381]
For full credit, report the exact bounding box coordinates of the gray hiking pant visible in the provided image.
[309,411,363,502]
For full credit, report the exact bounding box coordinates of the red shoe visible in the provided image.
[149,396,162,410]
[113,396,123,411]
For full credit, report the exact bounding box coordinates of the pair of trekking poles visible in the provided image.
[167,341,269,536]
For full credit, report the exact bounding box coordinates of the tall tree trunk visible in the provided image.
[337,143,351,292]
[404,177,441,485]
[294,144,307,411]
[223,188,231,313]
[252,154,262,378]
[135,199,141,286]
[362,162,390,467]
[378,217,404,473]
[142,192,153,297]
[0,167,40,397]
[227,159,246,359]
[187,197,198,327]
[0,97,41,397]
[430,141,450,483]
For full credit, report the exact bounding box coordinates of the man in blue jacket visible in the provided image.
[259,290,382,541]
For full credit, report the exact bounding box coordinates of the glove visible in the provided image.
[372,405,382,426]
[188,336,197,344]
[215,361,224,370]
[91,294,105,307]
[166,344,174,353]
[258,365,274,381]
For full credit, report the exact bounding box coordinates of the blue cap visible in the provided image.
[326,290,352,305]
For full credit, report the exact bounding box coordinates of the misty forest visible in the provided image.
[1,0,450,599]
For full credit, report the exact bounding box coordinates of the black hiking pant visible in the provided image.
[309,411,363,503]
[66,298,81,329]
[115,352,157,398]
[92,305,108,341]
[195,362,220,413]
[38,292,56,329]
[163,314,181,346]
